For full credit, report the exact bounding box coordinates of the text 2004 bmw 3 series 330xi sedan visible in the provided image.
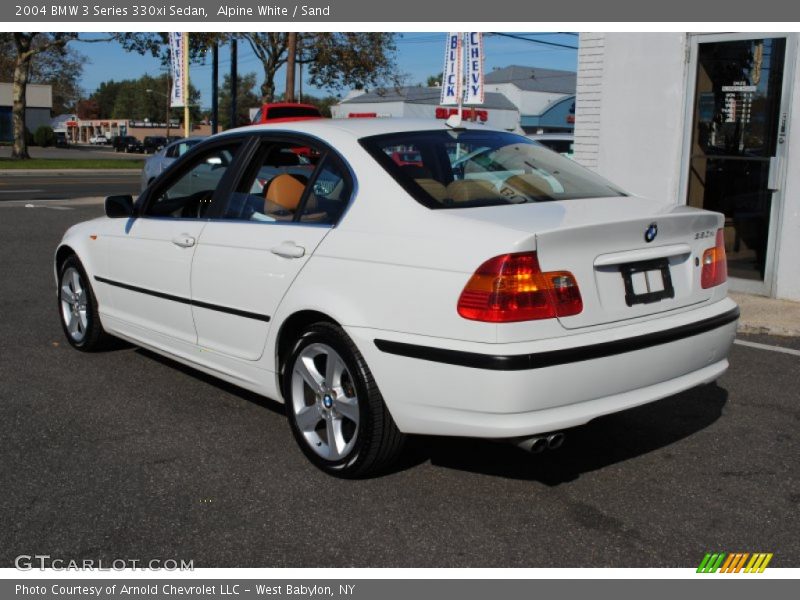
[54,118,738,477]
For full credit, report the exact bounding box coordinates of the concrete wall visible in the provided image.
[575,33,689,202]
[331,101,520,131]
[774,40,800,301]
[331,101,406,119]
[25,107,52,134]
[0,83,52,108]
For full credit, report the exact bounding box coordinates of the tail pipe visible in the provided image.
[514,432,566,454]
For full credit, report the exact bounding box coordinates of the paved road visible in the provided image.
[0,202,797,568]
[0,171,141,202]
[0,144,147,161]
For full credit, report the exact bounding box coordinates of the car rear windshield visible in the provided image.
[266,106,321,120]
[360,130,625,209]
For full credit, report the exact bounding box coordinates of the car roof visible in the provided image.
[217,117,509,141]
[166,136,206,148]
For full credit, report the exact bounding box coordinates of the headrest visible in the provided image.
[265,173,306,211]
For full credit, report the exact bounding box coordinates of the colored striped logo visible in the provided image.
[697,552,773,573]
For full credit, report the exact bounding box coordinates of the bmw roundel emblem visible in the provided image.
[644,222,658,243]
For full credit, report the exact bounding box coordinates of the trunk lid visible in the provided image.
[455,196,724,330]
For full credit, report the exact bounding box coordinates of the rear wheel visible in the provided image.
[284,322,405,478]
[58,255,111,351]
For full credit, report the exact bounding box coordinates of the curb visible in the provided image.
[0,169,142,175]
[731,292,800,338]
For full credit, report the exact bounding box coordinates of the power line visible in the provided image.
[488,32,578,50]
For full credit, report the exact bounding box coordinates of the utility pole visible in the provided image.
[286,32,297,103]
[230,37,238,128]
[298,35,303,103]
[211,42,218,135]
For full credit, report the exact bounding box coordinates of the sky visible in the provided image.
[77,32,578,109]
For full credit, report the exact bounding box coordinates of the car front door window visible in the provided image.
[146,145,239,219]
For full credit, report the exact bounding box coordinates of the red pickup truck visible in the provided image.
[251,103,324,124]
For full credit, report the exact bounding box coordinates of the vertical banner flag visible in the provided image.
[464,32,485,105]
[440,32,462,106]
[168,32,185,108]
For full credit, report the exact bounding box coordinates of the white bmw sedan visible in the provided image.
[55,119,738,477]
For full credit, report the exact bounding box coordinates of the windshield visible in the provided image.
[360,130,625,209]
[266,106,321,120]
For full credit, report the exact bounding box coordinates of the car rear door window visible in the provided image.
[222,139,352,226]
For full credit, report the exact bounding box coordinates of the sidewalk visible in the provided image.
[731,292,800,337]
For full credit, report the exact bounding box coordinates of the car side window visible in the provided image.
[298,160,351,224]
[222,140,351,225]
[166,141,193,159]
[144,143,241,219]
[222,141,314,223]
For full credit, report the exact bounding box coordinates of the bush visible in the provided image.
[33,125,55,147]
[25,127,34,146]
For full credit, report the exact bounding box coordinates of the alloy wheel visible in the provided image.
[290,343,360,461]
[60,267,88,343]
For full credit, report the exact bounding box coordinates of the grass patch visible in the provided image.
[0,158,143,169]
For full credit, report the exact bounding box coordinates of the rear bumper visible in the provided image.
[345,298,738,438]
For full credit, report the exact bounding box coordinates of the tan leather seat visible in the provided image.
[265,173,307,213]
[446,179,499,203]
[501,174,552,198]
[415,178,448,203]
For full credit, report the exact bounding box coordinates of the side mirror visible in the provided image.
[105,194,134,218]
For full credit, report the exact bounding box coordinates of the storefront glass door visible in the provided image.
[687,36,789,290]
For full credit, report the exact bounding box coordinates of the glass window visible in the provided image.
[298,160,351,224]
[165,139,201,158]
[223,140,351,225]
[361,130,625,209]
[145,143,240,219]
[687,37,787,282]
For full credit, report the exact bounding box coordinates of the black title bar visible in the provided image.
[5,0,800,22]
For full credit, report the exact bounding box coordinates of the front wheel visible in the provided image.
[58,255,111,351]
[284,322,405,478]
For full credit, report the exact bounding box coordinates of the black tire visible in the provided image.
[283,322,405,478]
[57,255,112,352]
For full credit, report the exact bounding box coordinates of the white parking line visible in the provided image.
[734,339,800,357]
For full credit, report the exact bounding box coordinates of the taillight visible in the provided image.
[457,252,582,322]
[701,229,728,289]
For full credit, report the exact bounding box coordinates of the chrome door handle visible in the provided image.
[270,241,305,259]
[172,235,196,248]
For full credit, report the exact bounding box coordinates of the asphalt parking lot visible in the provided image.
[0,199,798,568]
[0,171,141,201]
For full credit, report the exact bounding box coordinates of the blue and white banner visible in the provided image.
[440,32,462,106]
[463,32,485,105]
[168,32,185,108]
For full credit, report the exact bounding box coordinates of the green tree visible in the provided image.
[87,74,201,124]
[2,33,96,158]
[218,72,260,130]
[426,72,443,87]
[1,32,129,159]
[239,33,400,104]
[0,35,86,114]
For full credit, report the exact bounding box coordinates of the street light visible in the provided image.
[146,87,171,138]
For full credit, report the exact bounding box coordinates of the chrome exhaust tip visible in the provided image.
[546,432,565,450]
[515,436,548,454]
